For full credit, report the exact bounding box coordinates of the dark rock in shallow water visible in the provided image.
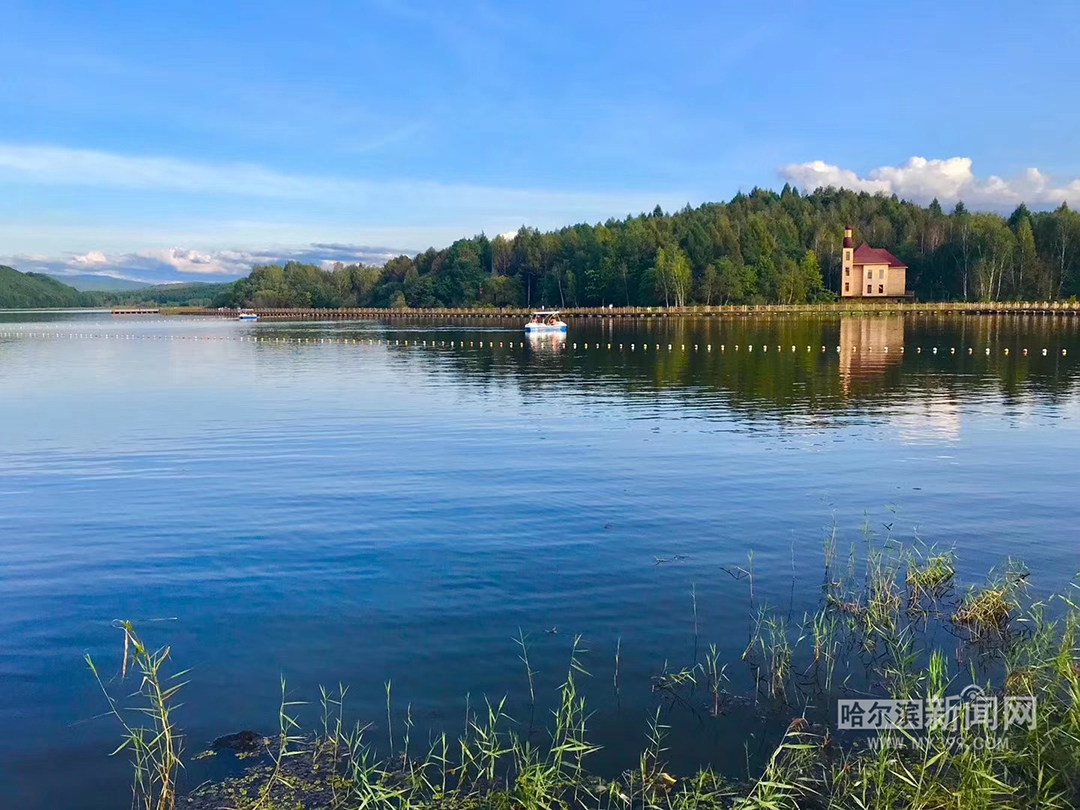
[211,730,264,752]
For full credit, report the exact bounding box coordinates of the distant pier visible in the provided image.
[111,307,160,315]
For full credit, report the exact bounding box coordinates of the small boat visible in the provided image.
[237,311,259,321]
[524,310,567,333]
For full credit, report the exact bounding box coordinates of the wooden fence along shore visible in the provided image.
[155,301,1080,320]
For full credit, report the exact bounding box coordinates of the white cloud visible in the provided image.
[779,156,1080,209]
[140,248,255,276]
[71,250,108,265]
[2,244,409,284]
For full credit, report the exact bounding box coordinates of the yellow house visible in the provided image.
[840,226,909,299]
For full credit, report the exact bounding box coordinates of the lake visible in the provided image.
[1,310,1078,809]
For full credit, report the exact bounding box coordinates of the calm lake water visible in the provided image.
[2,311,1079,808]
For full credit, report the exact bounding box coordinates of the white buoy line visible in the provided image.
[0,331,1072,357]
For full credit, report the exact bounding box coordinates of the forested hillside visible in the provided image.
[95,282,229,307]
[0,266,86,308]
[216,187,1080,309]
[0,267,229,309]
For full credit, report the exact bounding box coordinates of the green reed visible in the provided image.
[86,620,187,810]
[93,525,1080,810]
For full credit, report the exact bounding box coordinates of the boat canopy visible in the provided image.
[532,310,561,316]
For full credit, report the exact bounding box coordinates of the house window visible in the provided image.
[879,268,885,279]
[867,285,872,294]
[845,268,850,276]
[845,282,850,292]
[878,284,884,294]
[867,270,872,279]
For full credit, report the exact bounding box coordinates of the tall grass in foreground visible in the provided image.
[91,528,1080,809]
[86,620,187,810]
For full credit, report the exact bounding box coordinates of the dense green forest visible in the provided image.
[215,187,1080,309]
[0,265,86,308]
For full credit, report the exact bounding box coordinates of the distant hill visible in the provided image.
[0,265,232,308]
[46,274,152,292]
[0,265,87,308]
[99,281,233,307]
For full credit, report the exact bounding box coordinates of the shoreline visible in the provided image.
[5,301,1080,319]
[166,300,1080,320]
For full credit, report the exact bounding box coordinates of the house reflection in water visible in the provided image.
[838,316,904,395]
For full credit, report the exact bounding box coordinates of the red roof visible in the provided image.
[853,243,906,268]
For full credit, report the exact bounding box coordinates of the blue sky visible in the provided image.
[2,0,1078,283]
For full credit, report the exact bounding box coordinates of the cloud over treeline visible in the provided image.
[779,157,1080,210]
